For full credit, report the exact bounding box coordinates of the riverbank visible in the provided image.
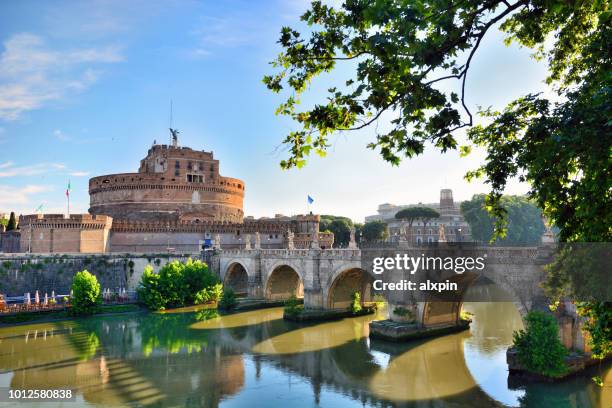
[507,347,612,382]
[0,304,146,326]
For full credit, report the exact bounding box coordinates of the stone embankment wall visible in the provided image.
[0,253,197,297]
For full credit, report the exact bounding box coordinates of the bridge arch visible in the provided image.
[326,266,374,309]
[417,272,533,327]
[265,264,304,301]
[224,261,250,297]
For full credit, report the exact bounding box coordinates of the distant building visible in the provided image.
[365,189,472,243]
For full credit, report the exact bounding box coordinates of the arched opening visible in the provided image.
[225,263,249,297]
[328,268,373,310]
[266,265,303,300]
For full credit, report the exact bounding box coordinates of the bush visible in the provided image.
[137,259,222,310]
[137,266,166,310]
[512,311,568,377]
[284,295,302,316]
[194,283,223,305]
[219,288,237,310]
[70,270,101,315]
[393,306,415,321]
[350,292,362,314]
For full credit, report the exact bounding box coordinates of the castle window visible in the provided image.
[175,160,180,168]
[175,169,180,177]
[187,174,203,183]
[187,161,192,170]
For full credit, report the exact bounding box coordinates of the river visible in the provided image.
[0,299,609,407]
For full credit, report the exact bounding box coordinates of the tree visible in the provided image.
[137,259,222,310]
[512,311,568,378]
[361,220,388,242]
[137,265,165,311]
[6,212,17,231]
[461,194,545,244]
[319,215,353,247]
[264,0,608,237]
[395,207,440,240]
[71,270,101,315]
[265,1,610,356]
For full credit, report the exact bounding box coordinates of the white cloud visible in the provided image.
[0,33,123,120]
[0,162,66,178]
[68,171,90,177]
[0,184,53,205]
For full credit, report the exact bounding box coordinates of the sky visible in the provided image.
[0,0,554,222]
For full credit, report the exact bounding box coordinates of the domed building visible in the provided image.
[89,136,244,223]
[12,131,334,253]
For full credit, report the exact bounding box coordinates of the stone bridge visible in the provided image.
[215,248,363,309]
[211,244,554,328]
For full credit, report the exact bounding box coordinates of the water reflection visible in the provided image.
[0,294,609,407]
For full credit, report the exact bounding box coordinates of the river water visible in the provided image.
[0,299,609,407]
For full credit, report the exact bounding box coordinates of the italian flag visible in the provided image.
[66,180,71,198]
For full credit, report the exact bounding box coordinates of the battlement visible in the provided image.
[146,143,214,158]
[19,214,113,229]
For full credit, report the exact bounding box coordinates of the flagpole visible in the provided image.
[66,179,71,218]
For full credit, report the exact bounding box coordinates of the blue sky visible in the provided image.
[0,0,553,222]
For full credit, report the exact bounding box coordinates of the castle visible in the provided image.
[7,134,333,253]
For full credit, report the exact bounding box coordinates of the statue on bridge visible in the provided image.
[245,234,252,250]
[310,226,320,249]
[348,226,358,249]
[286,229,295,250]
[254,232,261,249]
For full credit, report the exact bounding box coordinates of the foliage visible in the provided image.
[70,270,101,316]
[362,220,388,242]
[137,265,166,310]
[543,244,612,359]
[460,194,545,244]
[575,301,612,359]
[137,259,221,310]
[319,215,354,247]
[350,291,362,314]
[264,0,609,238]
[6,212,17,231]
[284,295,303,317]
[265,0,610,363]
[218,288,237,310]
[194,283,223,305]
[395,207,440,224]
[460,310,474,321]
[393,306,413,318]
[395,207,440,241]
[512,311,568,378]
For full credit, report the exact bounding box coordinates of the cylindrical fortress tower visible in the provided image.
[89,142,245,223]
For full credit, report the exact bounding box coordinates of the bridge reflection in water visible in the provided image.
[0,285,609,407]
